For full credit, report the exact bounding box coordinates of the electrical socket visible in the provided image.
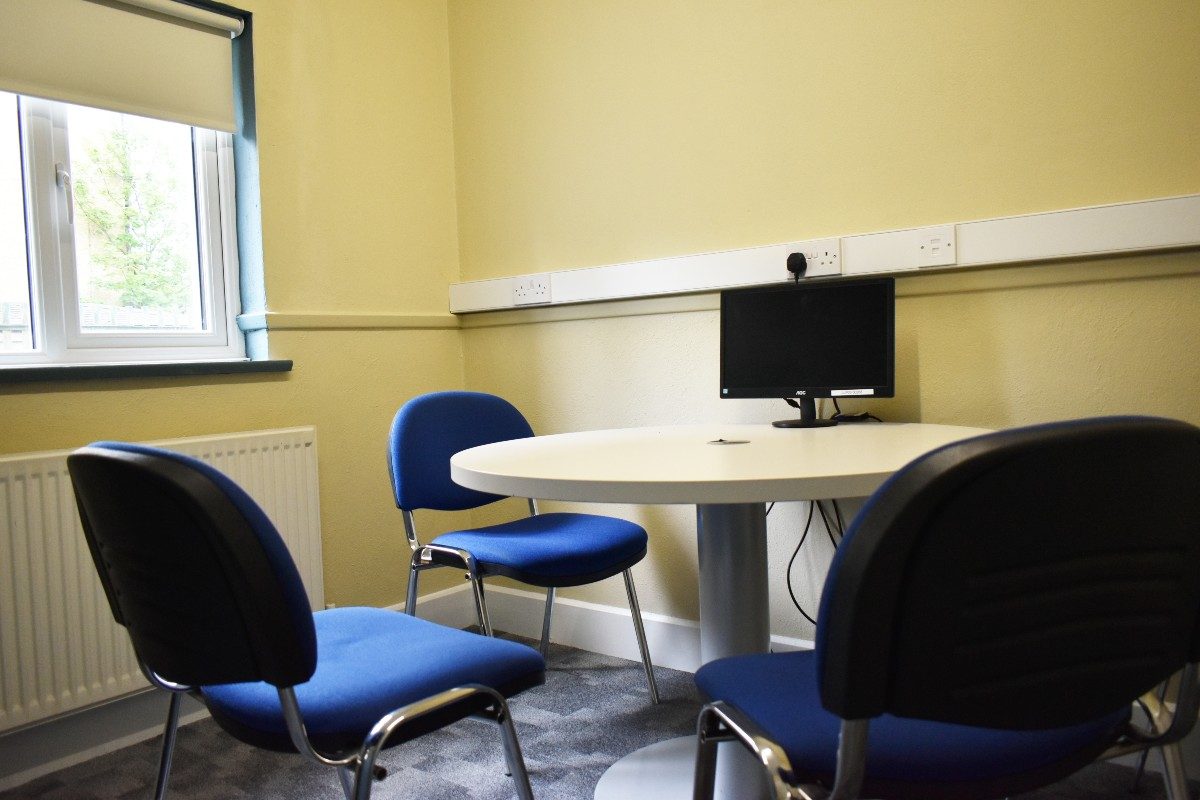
[785,237,841,279]
[512,274,552,306]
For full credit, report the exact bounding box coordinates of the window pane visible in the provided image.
[0,92,33,352]
[66,104,204,333]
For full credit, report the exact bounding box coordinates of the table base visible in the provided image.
[594,736,770,800]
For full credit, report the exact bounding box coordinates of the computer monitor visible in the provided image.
[720,276,895,428]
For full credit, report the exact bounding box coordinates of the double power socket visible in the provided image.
[512,274,552,305]
[788,237,841,278]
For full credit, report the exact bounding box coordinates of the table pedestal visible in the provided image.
[595,503,772,800]
[696,503,770,661]
[448,422,992,800]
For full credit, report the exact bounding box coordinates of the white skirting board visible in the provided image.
[412,582,812,674]
[0,693,209,793]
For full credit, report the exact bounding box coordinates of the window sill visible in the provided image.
[0,359,293,385]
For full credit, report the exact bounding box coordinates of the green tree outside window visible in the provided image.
[72,126,189,312]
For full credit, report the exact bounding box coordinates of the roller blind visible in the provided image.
[0,0,243,132]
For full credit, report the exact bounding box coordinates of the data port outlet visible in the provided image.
[512,274,552,306]
[917,226,956,267]
[785,237,841,279]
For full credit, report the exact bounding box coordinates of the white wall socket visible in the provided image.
[786,237,841,278]
[843,224,958,275]
[512,274,552,305]
[917,226,956,267]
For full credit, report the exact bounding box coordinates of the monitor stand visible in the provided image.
[772,397,837,428]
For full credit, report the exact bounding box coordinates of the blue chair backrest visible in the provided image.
[68,442,318,689]
[388,391,535,512]
[815,416,1200,730]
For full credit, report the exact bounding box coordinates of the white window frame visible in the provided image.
[3,94,244,366]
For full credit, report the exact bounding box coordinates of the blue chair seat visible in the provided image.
[390,391,659,703]
[203,607,545,753]
[431,511,648,587]
[696,650,1130,797]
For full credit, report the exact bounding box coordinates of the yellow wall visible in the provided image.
[0,0,467,607]
[3,1,1198,633]
[448,0,1200,635]
[448,0,1200,277]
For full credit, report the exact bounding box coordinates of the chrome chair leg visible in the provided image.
[497,702,535,800]
[337,765,355,800]
[1159,742,1191,800]
[470,575,495,637]
[1131,748,1150,791]
[153,691,183,800]
[404,557,420,616]
[694,701,807,800]
[623,569,660,704]
[539,587,556,658]
[352,758,374,800]
[694,705,723,800]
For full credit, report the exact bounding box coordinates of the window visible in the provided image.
[0,91,242,364]
[1,0,251,368]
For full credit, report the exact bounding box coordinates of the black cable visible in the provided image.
[787,498,851,625]
[815,500,839,548]
[786,501,818,625]
[829,396,884,423]
[766,501,776,516]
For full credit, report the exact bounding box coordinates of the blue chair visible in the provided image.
[693,416,1200,800]
[388,391,659,703]
[67,442,545,800]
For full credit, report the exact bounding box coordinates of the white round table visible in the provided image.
[450,422,992,799]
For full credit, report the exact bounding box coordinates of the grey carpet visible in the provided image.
[0,639,1189,799]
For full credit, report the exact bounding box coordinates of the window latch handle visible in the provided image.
[55,162,74,225]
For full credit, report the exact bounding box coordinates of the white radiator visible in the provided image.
[0,428,323,734]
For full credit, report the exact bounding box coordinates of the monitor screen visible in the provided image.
[720,276,895,401]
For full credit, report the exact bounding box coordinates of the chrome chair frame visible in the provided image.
[142,655,534,800]
[693,664,1200,800]
[693,417,1200,800]
[141,663,189,800]
[71,439,542,800]
[401,499,659,704]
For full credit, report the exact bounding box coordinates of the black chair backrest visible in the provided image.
[68,443,318,689]
[816,416,1200,729]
